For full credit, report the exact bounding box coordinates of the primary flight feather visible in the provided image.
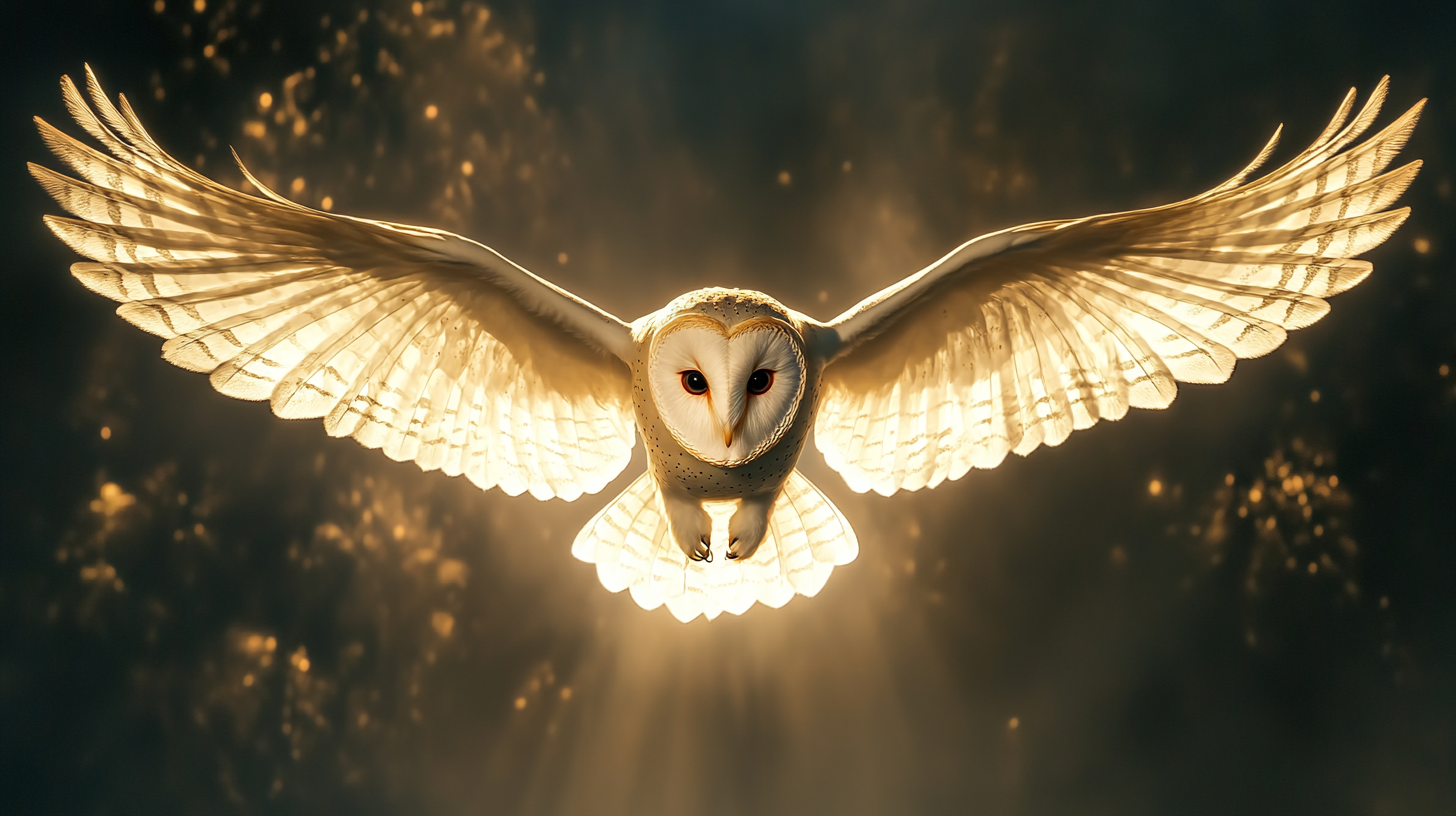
[33,67,1422,621]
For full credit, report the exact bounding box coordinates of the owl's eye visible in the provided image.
[746,368,775,396]
[680,370,709,395]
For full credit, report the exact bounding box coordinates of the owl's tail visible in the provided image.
[571,470,858,622]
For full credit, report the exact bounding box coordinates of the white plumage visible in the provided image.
[33,67,1422,621]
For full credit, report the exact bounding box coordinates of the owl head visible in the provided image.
[647,291,807,466]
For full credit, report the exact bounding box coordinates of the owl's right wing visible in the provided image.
[817,79,1422,496]
[32,68,636,501]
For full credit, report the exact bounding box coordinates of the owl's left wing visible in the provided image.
[817,79,1422,496]
[33,68,635,501]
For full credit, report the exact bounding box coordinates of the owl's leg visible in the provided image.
[726,492,775,561]
[661,490,714,562]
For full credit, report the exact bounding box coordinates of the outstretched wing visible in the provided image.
[33,67,636,501]
[817,79,1422,496]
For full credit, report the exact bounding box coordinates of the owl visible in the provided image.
[33,68,1422,621]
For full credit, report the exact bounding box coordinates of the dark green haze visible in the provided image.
[2,1,1453,814]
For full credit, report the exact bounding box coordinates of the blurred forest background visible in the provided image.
[1,1,1453,814]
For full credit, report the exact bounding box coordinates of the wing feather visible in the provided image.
[820,81,1421,495]
[35,67,636,501]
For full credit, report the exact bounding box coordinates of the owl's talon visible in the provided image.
[689,536,713,562]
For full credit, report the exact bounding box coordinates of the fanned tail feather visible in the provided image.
[573,471,858,622]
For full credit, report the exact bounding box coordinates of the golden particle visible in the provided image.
[777,170,792,186]
[392,524,405,540]
[842,160,852,172]
[352,73,362,87]
[1328,475,1339,488]
[1147,478,1163,496]
[1008,717,1020,730]
[291,177,305,195]
[1307,562,1318,575]
[154,0,165,12]
[436,558,468,586]
[431,611,455,638]
[556,252,568,265]
[321,196,333,212]
[100,426,111,440]
[514,696,527,710]
[192,0,205,12]
[292,118,307,136]
[154,87,165,101]
[1380,596,1389,609]
[1413,237,1430,255]
[259,91,273,110]
[203,44,216,58]
[243,121,266,139]
[461,160,474,177]
[265,636,277,652]
[425,104,439,120]
[412,1,424,14]
[1248,487,1263,503]
[1224,473,1235,486]
[560,687,572,700]
[1310,390,1321,403]
[1440,364,1450,377]
[243,673,255,687]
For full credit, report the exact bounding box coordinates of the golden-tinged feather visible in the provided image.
[35,68,637,501]
[821,81,1423,496]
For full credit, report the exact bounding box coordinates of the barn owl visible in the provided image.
[33,68,1422,622]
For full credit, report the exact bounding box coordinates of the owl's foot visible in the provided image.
[662,491,715,563]
[726,493,774,561]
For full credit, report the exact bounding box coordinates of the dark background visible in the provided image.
[2,1,1453,814]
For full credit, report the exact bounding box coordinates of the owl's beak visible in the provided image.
[714,397,745,450]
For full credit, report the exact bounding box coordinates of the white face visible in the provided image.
[648,314,806,466]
